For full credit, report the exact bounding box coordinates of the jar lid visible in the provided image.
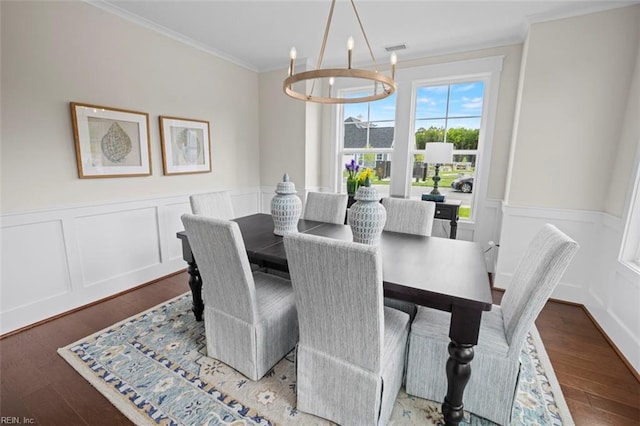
[354,185,380,201]
[275,173,297,194]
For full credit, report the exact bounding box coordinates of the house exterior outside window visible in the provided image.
[339,93,396,196]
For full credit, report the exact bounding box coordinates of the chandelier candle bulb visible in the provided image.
[329,76,335,97]
[347,36,354,68]
[390,52,397,79]
[289,47,297,76]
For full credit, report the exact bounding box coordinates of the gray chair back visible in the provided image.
[189,190,235,219]
[381,197,436,236]
[284,232,384,372]
[181,214,257,323]
[501,223,579,354]
[303,192,348,224]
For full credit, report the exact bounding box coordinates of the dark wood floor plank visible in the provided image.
[22,386,88,426]
[585,393,640,422]
[555,369,639,408]
[567,398,639,426]
[0,274,636,425]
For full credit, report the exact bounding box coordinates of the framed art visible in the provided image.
[70,102,151,178]
[159,116,212,175]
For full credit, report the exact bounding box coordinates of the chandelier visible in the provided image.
[283,0,397,104]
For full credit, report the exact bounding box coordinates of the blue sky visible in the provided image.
[342,81,485,130]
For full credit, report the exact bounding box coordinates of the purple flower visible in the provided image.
[345,159,361,179]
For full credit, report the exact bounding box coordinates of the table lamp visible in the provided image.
[422,142,453,202]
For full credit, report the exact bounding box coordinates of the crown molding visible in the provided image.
[85,0,259,73]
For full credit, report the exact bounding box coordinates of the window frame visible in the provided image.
[409,78,486,221]
[330,56,504,226]
[336,87,397,193]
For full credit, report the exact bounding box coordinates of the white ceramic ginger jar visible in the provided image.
[348,179,386,245]
[271,173,302,236]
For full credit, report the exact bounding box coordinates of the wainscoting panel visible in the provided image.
[233,189,262,218]
[160,200,192,263]
[495,204,600,303]
[1,220,71,312]
[75,207,161,287]
[0,189,261,335]
[496,204,639,374]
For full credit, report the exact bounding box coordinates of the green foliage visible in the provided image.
[415,126,479,150]
[415,126,443,149]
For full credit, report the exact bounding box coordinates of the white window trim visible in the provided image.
[330,56,503,226]
[395,57,503,224]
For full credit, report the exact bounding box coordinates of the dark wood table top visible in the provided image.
[230,213,492,312]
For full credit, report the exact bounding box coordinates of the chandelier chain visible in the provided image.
[349,0,378,72]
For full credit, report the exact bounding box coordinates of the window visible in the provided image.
[333,56,502,229]
[412,82,484,219]
[339,91,396,197]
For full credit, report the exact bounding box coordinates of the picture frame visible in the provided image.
[70,102,151,178]
[159,116,212,175]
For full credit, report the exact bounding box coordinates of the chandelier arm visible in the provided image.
[316,0,336,71]
[350,0,378,71]
[309,0,336,98]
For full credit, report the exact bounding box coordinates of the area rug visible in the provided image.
[58,293,573,425]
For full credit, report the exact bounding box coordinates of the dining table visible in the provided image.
[176,212,493,426]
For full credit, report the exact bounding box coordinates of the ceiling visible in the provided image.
[97,1,636,72]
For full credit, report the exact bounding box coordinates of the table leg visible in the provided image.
[442,341,474,425]
[443,305,483,425]
[186,260,204,321]
[449,218,458,239]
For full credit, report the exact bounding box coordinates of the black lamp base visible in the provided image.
[422,193,445,202]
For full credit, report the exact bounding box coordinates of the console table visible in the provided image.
[347,196,461,239]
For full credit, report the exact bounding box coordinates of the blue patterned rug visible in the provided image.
[58,293,573,425]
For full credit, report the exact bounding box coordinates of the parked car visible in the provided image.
[451,175,474,193]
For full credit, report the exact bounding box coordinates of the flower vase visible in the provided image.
[271,173,302,236]
[346,177,358,195]
[348,178,386,245]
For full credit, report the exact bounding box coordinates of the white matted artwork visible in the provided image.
[159,116,211,175]
[70,102,151,178]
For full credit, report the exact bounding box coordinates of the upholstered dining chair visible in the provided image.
[381,197,436,319]
[283,232,410,425]
[181,214,299,381]
[381,197,436,236]
[405,224,578,425]
[302,192,348,224]
[189,190,263,271]
[189,190,235,219]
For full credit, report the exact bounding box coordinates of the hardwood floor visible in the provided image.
[1,271,638,425]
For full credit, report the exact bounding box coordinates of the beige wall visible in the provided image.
[506,5,640,212]
[258,68,306,188]
[606,41,640,217]
[1,1,260,213]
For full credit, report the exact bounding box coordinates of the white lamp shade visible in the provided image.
[424,142,453,164]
